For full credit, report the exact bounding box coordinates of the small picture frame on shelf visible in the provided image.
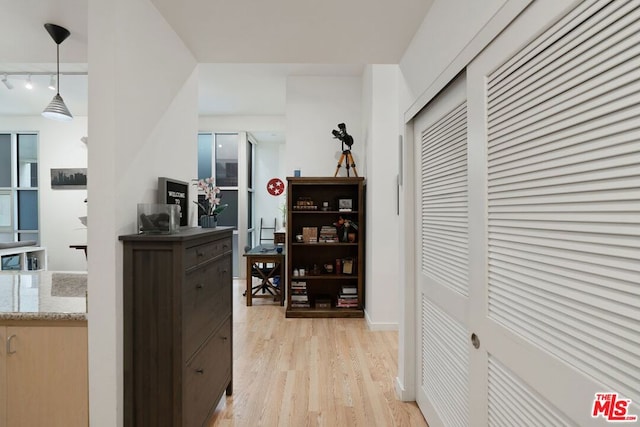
[338,198,353,212]
[342,258,354,274]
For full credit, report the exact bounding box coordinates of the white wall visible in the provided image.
[362,65,401,330]
[400,0,507,100]
[400,0,532,118]
[88,0,198,425]
[255,141,286,233]
[199,115,285,134]
[0,116,88,271]
[285,76,362,177]
[285,73,404,329]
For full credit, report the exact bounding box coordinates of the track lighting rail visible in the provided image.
[0,72,87,76]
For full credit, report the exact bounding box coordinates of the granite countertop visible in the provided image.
[0,271,87,321]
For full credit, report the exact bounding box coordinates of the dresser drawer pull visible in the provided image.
[220,336,228,341]
[195,368,204,375]
[196,283,203,290]
[196,250,205,257]
[6,334,16,354]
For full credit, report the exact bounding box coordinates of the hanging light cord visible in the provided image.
[56,42,60,94]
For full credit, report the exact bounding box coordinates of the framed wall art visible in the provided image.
[51,168,87,189]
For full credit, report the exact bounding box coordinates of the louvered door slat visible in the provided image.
[490,272,639,336]
[488,357,577,426]
[421,101,469,297]
[422,298,469,427]
[490,247,639,289]
[491,280,640,361]
[488,0,613,96]
[489,1,640,126]
[486,0,640,407]
[489,120,640,167]
[489,139,640,180]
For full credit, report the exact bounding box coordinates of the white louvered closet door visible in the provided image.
[469,0,640,425]
[414,74,472,427]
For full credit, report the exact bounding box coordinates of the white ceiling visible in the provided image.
[0,0,433,125]
[150,0,432,64]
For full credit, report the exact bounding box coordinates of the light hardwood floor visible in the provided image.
[207,279,428,427]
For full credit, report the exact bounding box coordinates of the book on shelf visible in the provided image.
[340,285,357,294]
[291,302,311,308]
[319,225,339,243]
[337,283,358,308]
[291,281,307,290]
[336,299,359,308]
[291,281,308,301]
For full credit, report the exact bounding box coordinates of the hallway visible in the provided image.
[207,280,428,426]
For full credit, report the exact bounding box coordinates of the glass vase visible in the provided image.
[200,215,217,229]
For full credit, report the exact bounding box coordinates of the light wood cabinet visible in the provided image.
[0,323,88,427]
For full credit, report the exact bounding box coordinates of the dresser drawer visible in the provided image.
[183,318,232,427]
[184,237,232,270]
[182,255,231,358]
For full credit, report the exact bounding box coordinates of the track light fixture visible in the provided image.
[1,74,12,90]
[48,75,56,90]
[25,74,33,90]
[42,23,72,122]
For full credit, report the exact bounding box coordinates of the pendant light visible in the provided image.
[42,23,73,121]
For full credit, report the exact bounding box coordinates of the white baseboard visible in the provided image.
[395,376,416,401]
[364,309,399,331]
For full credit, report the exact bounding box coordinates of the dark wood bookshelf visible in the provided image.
[286,176,365,318]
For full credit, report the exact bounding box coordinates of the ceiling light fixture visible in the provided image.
[48,75,56,91]
[25,74,33,90]
[42,23,72,122]
[1,74,12,90]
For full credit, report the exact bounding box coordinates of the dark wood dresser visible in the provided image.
[120,227,233,427]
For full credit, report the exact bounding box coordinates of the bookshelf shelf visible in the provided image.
[286,176,365,318]
[291,243,358,247]
[291,210,359,215]
[293,274,358,280]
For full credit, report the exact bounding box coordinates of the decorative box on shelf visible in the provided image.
[274,229,286,244]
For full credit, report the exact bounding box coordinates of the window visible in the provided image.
[215,134,239,187]
[0,132,39,244]
[197,133,240,228]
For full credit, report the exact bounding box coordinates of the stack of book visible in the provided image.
[319,225,339,243]
[293,197,317,210]
[290,281,310,308]
[336,285,358,308]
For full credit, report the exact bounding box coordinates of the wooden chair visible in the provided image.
[243,246,281,299]
[259,218,277,245]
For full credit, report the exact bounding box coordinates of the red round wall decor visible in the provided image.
[267,178,284,196]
